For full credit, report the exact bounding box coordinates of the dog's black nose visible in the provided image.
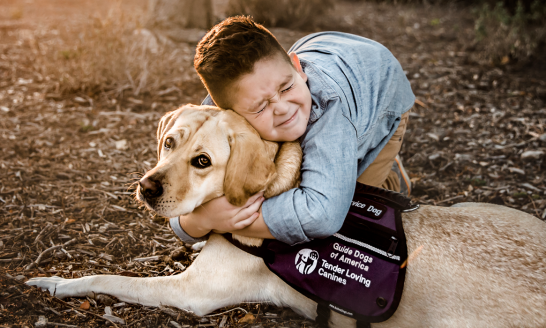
[139,176,163,199]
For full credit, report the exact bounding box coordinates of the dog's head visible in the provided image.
[136,104,277,218]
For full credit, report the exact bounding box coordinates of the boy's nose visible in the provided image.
[273,101,290,116]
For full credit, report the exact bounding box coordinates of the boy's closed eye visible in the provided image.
[281,83,294,93]
[256,83,295,114]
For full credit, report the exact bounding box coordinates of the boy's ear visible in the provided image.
[289,52,307,82]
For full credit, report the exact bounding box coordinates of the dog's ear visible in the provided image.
[222,111,277,207]
[156,106,187,159]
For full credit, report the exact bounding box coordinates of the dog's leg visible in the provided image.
[27,235,317,317]
[26,273,187,307]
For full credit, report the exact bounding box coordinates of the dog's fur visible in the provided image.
[27,105,546,327]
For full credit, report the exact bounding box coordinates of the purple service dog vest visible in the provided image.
[225,183,412,325]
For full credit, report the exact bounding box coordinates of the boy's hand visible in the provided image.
[179,192,264,238]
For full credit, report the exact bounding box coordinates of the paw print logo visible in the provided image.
[295,249,319,274]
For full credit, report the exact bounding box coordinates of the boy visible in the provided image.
[170,16,415,245]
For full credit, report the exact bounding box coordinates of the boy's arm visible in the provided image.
[168,95,270,244]
[171,203,273,243]
[193,96,359,244]
[261,92,408,245]
[262,99,361,245]
[170,192,267,243]
[227,210,274,239]
[192,95,374,245]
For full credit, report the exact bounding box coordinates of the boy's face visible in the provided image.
[226,53,311,142]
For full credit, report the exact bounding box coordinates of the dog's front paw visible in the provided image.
[26,276,75,299]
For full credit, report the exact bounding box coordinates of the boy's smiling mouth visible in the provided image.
[277,108,299,127]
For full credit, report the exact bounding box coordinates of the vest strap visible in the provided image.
[222,234,274,263]
[316,303,331,328]
[354,183,412,210]
[357,321,372,328]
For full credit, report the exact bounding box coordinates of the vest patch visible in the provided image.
[295,249,319,274]
[350,197,387,220]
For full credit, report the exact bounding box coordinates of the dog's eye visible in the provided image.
[191,155,211,169]
[164,137,174,150]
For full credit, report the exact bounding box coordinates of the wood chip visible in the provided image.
[133,256,160,262]
[80,300,90,310]
[103,314,125,324]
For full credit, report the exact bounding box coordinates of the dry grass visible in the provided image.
[26,2,197,98]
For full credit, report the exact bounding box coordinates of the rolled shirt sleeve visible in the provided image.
[201,94,215,106]
[262,99,359,245]
[169,217,207,244]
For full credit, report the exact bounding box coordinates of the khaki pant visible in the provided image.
[357,111,410,193]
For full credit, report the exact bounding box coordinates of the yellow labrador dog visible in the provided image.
[28,105,546,327]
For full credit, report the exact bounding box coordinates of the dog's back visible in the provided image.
[380,204,546,327]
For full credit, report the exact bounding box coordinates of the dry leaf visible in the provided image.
[238,313,255,324]
[80,300,90,310]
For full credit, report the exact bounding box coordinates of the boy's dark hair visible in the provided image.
[194,16,291,108]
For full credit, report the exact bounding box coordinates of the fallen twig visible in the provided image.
[204,306,248,317]
[25,245,62,271]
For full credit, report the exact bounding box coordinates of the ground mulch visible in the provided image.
[1,0,545,327]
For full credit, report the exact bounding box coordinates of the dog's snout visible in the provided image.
[139,176,163,200]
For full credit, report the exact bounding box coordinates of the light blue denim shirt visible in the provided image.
[170,32,414,245]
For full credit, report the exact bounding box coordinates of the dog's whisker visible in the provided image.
[126,181,139,190]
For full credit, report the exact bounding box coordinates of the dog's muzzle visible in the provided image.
[139,176,164,201]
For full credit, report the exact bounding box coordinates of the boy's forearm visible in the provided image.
[179,213,211,238]
[231,212,275,239]
[179,204,274,240]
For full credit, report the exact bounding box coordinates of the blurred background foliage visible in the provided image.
[34,3,197,96]
[225,0,334,30]
[227,0,546,63]
[474,0,546,63]
[18,0,544,97]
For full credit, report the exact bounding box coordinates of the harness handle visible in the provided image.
[402,203,420,213]
[355,183,412,211]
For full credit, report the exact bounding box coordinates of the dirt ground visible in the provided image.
[1,0,545,327]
